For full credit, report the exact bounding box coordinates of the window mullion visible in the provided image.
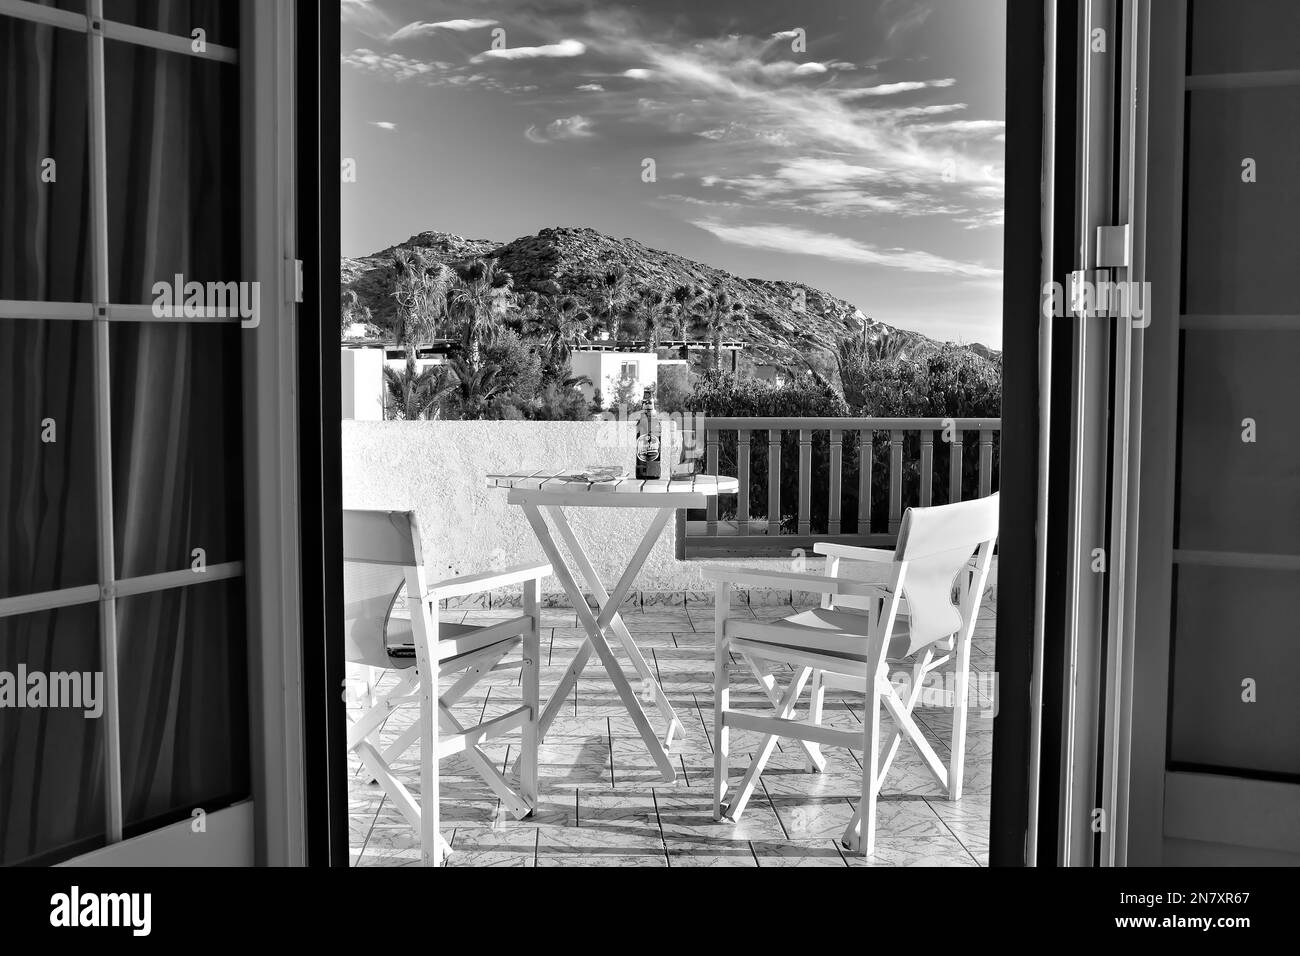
[86,0,124,846]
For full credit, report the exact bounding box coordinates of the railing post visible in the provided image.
[706,427,719,535]
[858,430,872,535]
[948,428,964,503]
[737,429,751,534]
[979,428,994,498]
[767,428,781,536]
[828,429,842,535]
[920,429,934,507]
[888,430,904,534]
[797,429,812,535]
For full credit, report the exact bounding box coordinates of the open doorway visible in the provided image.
[338,0,1010,867]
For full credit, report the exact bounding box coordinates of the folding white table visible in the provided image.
[486,471,739,782]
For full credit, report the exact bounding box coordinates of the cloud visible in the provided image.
[471,39,586,63]
[883,0,935,43]
[794,62,828,75]
[526,114,596,143]
[576,83,605,92]
[837,78,955,98]
[770,29,802,41]
[623,68,654,79]
[370,121,397,130]
[691,219,999,279]
[341,49,445,81]
[390,19,498,41]
[340,0,393,36]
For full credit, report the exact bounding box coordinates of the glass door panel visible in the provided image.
[0,319,99,598]
[0,14,92,301]
[0,604,105,865]
[116,579,249,835]
[109,322,245,578]
[104,39,240,305]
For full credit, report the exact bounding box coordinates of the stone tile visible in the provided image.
[656,791,786,842]
[750,839,847,866]
[665,841,758,866]
[536,826,667,867]
[842,833,980,867]
[446,826,537,867]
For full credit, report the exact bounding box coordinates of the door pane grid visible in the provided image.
[1,0,247,861]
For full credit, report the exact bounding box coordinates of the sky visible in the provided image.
[341,0,1006,348]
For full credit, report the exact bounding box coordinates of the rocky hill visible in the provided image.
[341,226,992,369]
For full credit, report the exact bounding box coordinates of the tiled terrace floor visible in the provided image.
[348,594,997,867]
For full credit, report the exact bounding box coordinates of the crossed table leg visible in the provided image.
[516,503,685,783]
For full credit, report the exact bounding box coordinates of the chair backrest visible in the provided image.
[342,510,426,668]
[893,493,998,652]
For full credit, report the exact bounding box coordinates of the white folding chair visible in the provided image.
[707,493,998,855]
[343,509,549,866]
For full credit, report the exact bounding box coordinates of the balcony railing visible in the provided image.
[677,416,1001,558]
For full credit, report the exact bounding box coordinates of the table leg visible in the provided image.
[547,505,685,744]
[520,504,677,782]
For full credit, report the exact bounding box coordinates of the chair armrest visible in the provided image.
[427,561,552,600]
[813,542,896,563]
[700,564,891,599]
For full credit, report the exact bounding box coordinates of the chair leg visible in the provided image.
[948,634,973,801]
[420,680,442,866]
[521,580,541,810]
[854,669,884,856]
[713,582,730,822]
[805,669,825,772]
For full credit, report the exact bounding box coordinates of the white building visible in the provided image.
[569,349,658,406]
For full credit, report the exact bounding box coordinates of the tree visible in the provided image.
[390,249,449,361]
[341,287,372,334]
[446,257,514,369]
[668,283,697,339]
[439,357,505,419]
[532,367,593,421]
[626,288,668,350]
[591,265,629,339]
[527,294,588,368]
[606,371,641,414]
[382,356,455,420]
[690,283,745,371]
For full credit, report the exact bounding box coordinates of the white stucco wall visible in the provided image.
[340,348,385,421]
[342,420,699,594]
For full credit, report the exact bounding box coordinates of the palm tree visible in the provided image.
[443,356,505,419]
[690,283,745,371]
[668,283,696,338]
[382,356,456,420]
[591,265,629,340]
[446,258,514,369]
[390,249,449,361]
[527,294,587,365]
[626,288,668,350]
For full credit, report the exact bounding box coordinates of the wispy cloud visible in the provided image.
[390,19,499,42]
[837,78,955,98]
[526,114,596,143]
[370,120,397,131]
[471,39,586,63]
[692,219,999,279]
[576,83,605,92]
